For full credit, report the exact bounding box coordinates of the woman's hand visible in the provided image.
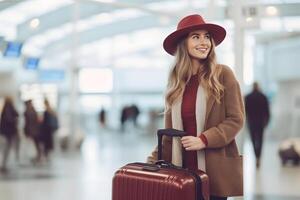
[181,136,206,151]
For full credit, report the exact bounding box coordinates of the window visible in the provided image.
[79,68,113,93]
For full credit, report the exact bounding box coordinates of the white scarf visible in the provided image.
[171,85,207,171]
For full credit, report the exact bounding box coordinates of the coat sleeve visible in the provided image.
[147,111,172,163]
[202,66,245,148]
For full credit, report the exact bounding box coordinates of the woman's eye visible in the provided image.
[193,35,199,39]
[205,35,211,39]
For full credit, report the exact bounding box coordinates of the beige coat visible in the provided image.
[147,64,245,197]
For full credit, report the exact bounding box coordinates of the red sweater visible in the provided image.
[181,74,207,171]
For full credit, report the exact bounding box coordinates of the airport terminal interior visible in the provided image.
[0,0,300,199]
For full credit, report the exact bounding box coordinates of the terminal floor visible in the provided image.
[0,126,299,200]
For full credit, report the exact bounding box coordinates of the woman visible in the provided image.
[147,14,245,199]
[0,96,19,172]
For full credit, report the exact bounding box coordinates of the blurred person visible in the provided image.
[98,108,106,127]
[245,82,270,168]
[130,104,140,128]
[120,106,129,132]
[40,99,59,162]
[147,14,245,199]
[24,100,42,163]
[120,105,140,131]
[0,96,19,172]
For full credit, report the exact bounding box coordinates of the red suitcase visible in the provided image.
[112,128,209,200]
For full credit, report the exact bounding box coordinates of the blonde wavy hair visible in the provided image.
[165,37,224,113]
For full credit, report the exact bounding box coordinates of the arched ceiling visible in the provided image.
[1,0,300,63]
[16,0,167,40]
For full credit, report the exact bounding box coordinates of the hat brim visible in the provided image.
[163,23,226,56]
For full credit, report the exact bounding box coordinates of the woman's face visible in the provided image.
[186,29,212,60]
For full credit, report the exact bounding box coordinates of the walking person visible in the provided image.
[98,108,107,127]
[147,14,245,199]
[40,99,59,162]
[245,82,270,168]
[24,100,42,163]
[0,96,19,172]
[130,104,140,128]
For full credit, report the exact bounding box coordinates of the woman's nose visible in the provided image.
[200,37,209,44]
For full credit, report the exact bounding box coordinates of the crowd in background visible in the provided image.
[0,97,58,173]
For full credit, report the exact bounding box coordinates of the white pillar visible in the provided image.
[69,1,80,136]
[110,37,119,129]
[228,0,246,154]
[230,0,245,87]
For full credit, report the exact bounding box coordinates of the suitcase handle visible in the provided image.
[140,160,185,172]
[157,128,186,161]
[142,165,160,172]
[155,160,173,167]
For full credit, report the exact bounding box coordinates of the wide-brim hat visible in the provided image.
[163,14,226,56]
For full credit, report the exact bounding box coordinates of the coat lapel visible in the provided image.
[195,86,207,171]
[171,96,183,167]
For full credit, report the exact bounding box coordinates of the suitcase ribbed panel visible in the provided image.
[166,176,175,200]
[113,173,181,200]
[138,175,144,200]
[145,178,154,200]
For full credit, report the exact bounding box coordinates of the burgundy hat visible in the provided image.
[163,14,226,56]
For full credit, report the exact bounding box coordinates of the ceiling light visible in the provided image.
[246,17,253,22]
[30,18,40,29]
[266,6,278,16]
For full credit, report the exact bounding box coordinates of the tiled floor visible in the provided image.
[0,122,299,200]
